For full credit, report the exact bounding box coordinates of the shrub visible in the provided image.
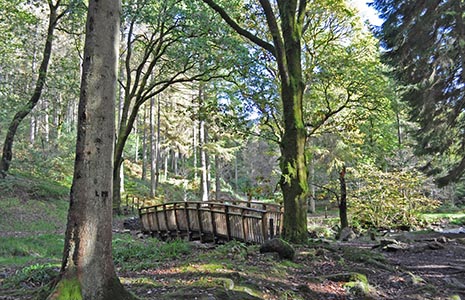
[351,165,440,230]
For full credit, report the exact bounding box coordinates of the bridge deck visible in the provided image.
[139,200,283,244]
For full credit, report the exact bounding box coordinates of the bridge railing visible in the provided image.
[139,201,283,244]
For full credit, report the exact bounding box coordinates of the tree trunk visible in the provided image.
[396,111,402,148]
[200,0,309,242]
[47,0,134,298]
[155,95,161,191]
[150,98,155,198]
[0,1,59,178]
[234,153,238,193]
[193,120,198,181]
[277,0,308,243]
[141,105,147,181]
[200,120,209,201]
[309,156,316,213]
[339,166,349,230]
[215,154,221,201]
[134,117,138,162]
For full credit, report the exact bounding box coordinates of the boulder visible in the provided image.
[123,217,142,231]
[339,227,356,241]
[259,238,295,260]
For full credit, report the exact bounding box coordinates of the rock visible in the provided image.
[373,239,410,251]
[123,217,142,231]
[339,227,356,241]
[428,241,445,250]
[136,232,147,239]
[436,236,448,243]
[260,238,295,260]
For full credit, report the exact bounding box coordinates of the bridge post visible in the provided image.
[241,208,247,241]
[163,203,170,240]
[224,205,231,241]
[196,202,204,242]
[184,202,192,240]
[269,218,274,239]
[209,203,218,243]
[174,202,181,238]
[261,214,268,243]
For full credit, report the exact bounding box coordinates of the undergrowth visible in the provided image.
[113,235,191,271]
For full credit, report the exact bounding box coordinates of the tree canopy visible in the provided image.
[373,0,465,186]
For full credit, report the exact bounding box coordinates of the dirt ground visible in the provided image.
[117,229,465,300]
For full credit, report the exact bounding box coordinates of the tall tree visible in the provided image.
[201,0,309,242]
[112,0,232,212]
[47,0,134,298]
[373,0,465,186]
[0,0,67,178]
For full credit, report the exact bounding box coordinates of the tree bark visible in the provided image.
[199,84,209,201]
[276,0,308,243]
[215,154,221,201]
[155,95,161,191]
[339,166,349,230]
[150,98,155,198]
[47,0,134,299]
[0,0,61,178]
[141,105,148,181]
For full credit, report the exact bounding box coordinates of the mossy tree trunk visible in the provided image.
[47,0,135,299]
[202,0,308,243]
[277,0,308,242]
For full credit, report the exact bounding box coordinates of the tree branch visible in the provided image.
[201,0,276,56]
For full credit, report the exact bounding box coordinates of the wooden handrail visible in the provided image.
[139,200,283,244]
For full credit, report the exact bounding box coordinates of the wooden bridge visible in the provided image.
[139,200,283,244]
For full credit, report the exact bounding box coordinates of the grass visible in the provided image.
[113,234,192,271]
[0,234,64,265]
[422,211,465,225]
[0,197,68,233]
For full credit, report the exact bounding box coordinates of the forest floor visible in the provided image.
[1,216,465,300]
[114,227,465,300]
[0,175,465,299]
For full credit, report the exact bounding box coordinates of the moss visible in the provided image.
[342,273,372,298]
[47,278,82,300]
[47,276,137,300]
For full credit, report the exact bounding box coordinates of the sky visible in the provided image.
[350,0,383,26]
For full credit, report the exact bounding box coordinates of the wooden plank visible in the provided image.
[261,214,267,242]
[241,208,247,241]
[196,202,204,242]
[224,205,231,241]
[155,207,161,236]
[173,203,181,237]
[184,202,192,240]
[209,203,218,242]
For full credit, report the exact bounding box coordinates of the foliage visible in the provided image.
[373,0,465,186]
[351,165,441,230]
[213,240,250,261]
[2,263,59,289]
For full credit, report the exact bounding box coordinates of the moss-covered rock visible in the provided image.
[259,238,295,260]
